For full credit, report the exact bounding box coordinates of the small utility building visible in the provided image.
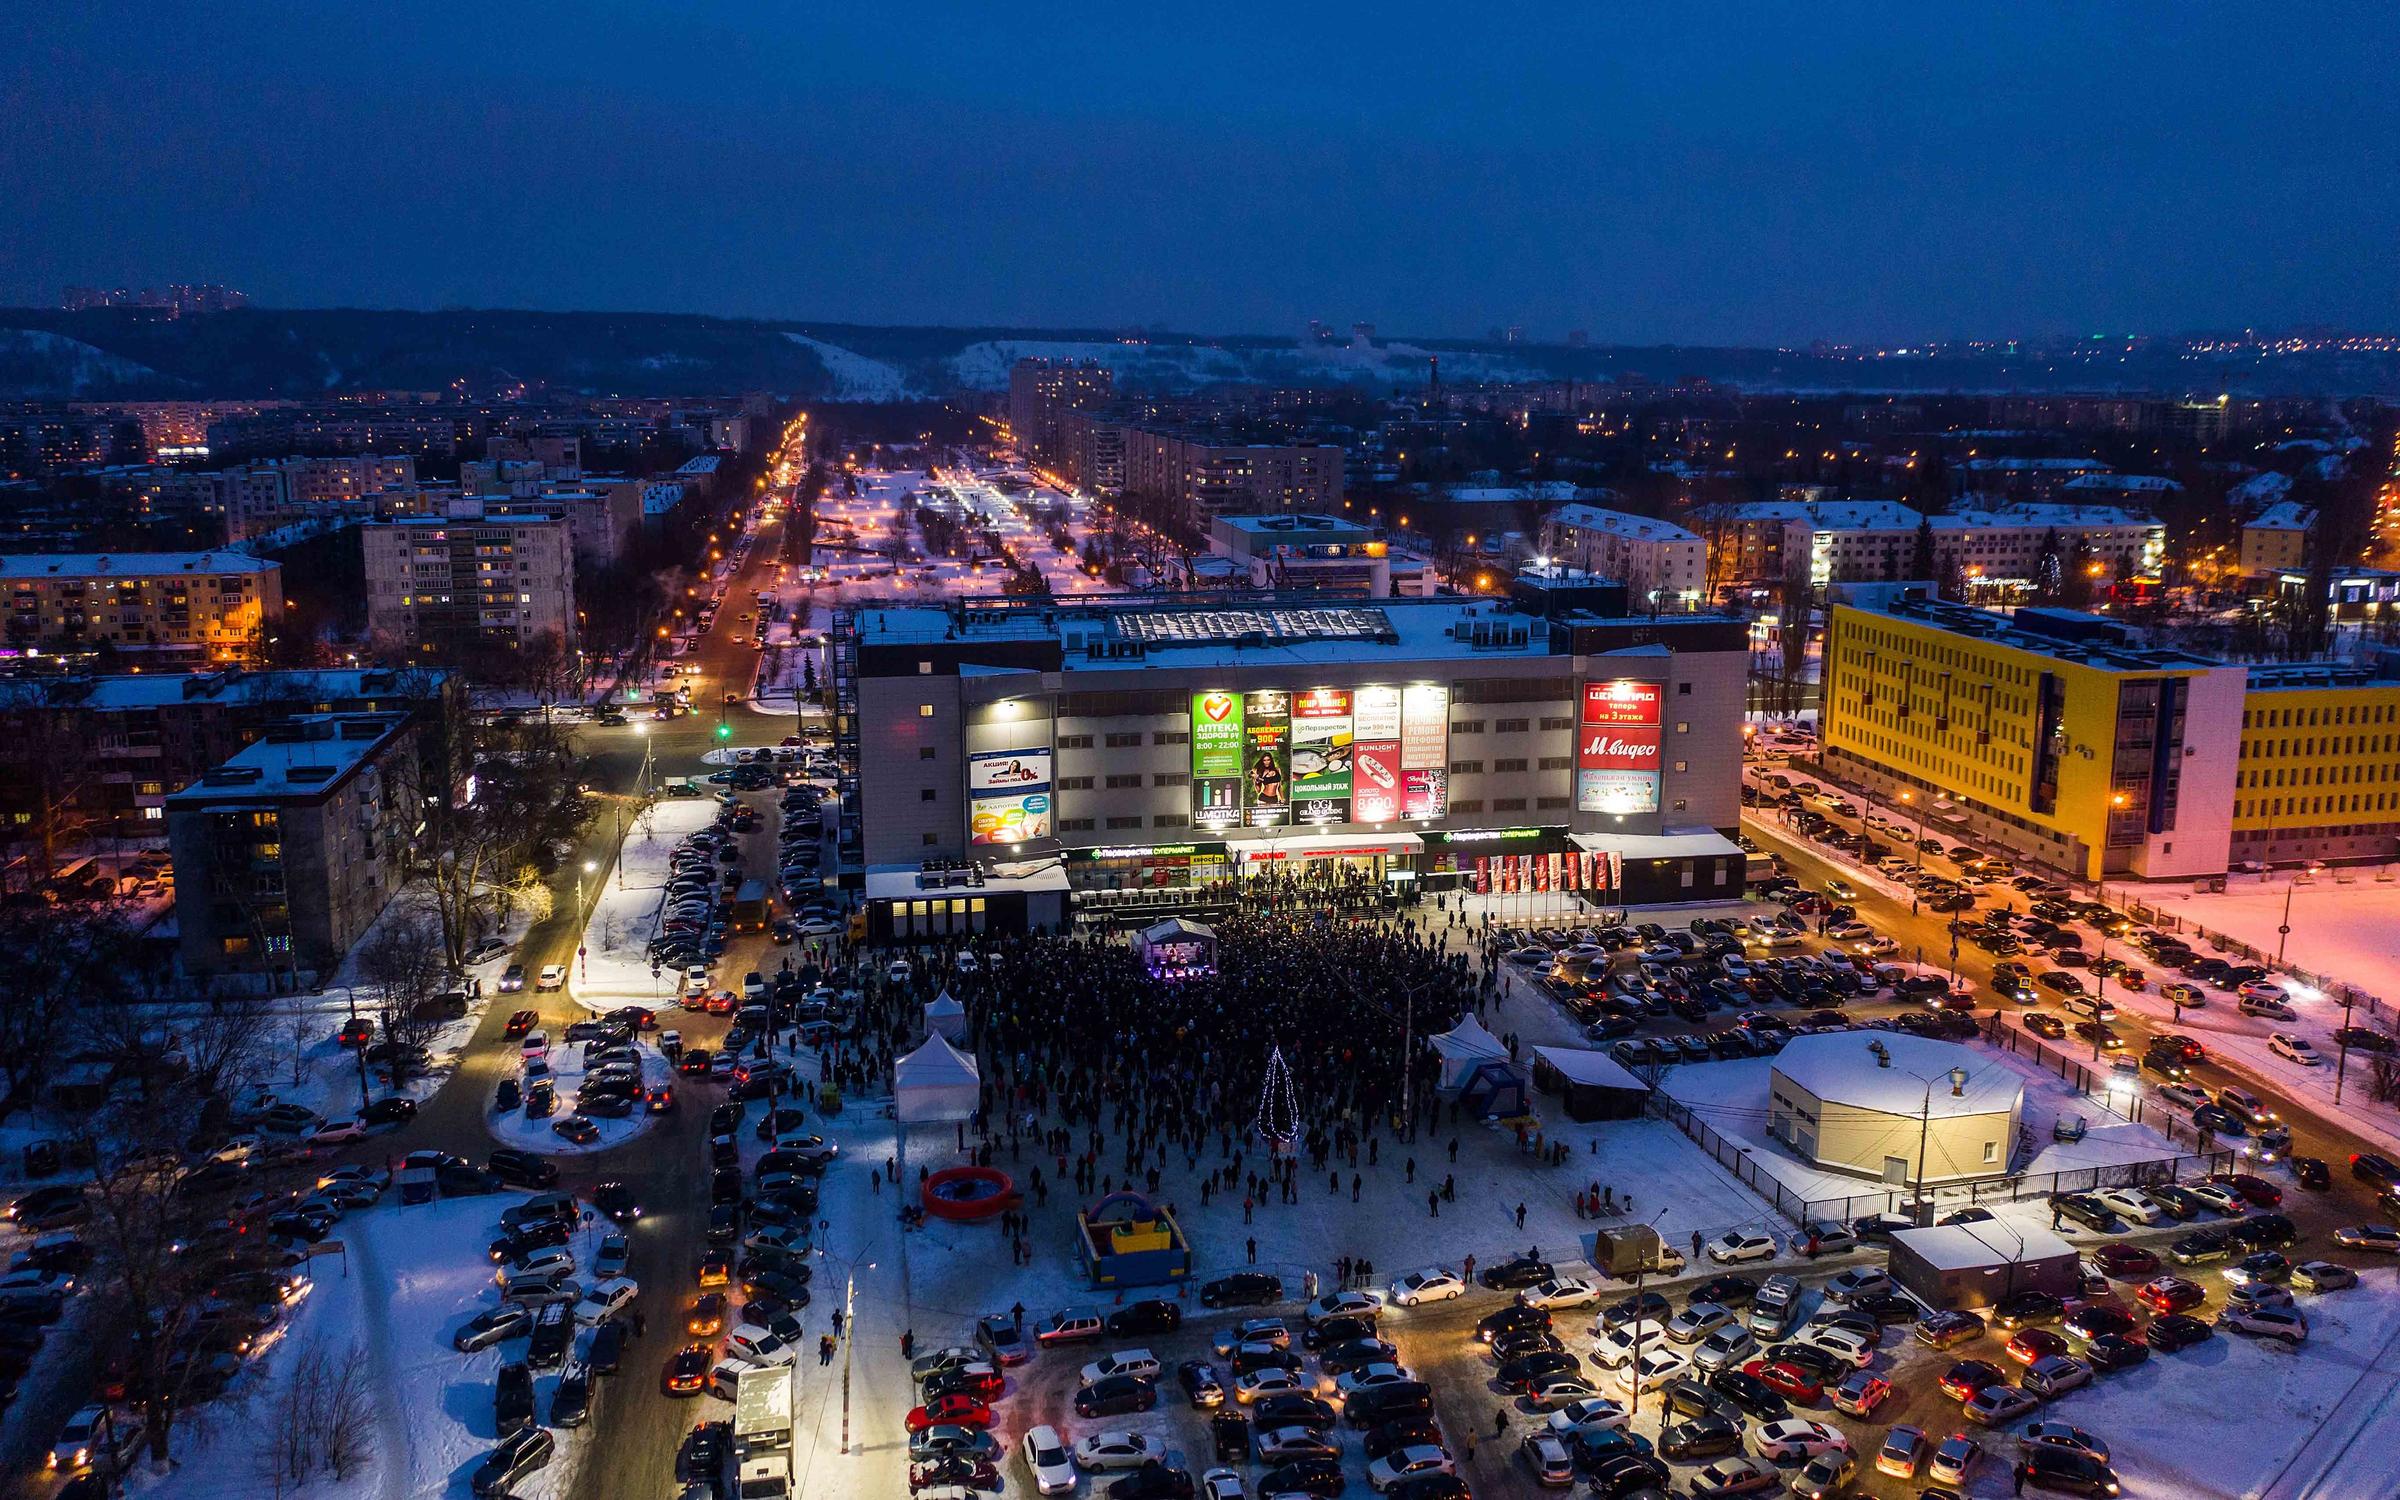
[1887,1223,2082,1311]
[1768,1032,2023,1188]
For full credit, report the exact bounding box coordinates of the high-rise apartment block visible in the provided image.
[1007,358,1115,468]
[362,514,577,653]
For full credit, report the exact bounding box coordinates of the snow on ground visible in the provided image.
[126,1194,584,1500]
[487,1041,674,1156]
[782,333,915,401]
[571,798,720,1013]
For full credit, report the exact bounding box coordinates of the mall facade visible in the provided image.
[837,585,1750,939]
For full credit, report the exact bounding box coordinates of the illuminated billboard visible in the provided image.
[1351,685,1402,823]
[969,746,1054,845]
[1576,678,1662,813]
[1190,690,1245,826]
[1189,682,1449,828]
[1291,688,1353,824]
[968,748,1052,793]
[1242,690,1291,827]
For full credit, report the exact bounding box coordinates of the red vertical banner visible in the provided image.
[1533,855,1549,893]
[1475,856,1490,895]
[1560,852,1579,892]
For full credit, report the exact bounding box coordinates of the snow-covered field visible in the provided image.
[571,798,720,1013]
[127,1195,584,1500]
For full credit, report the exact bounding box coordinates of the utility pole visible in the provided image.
[2335,990,2358,1105]
[840,1265,858,1455]
[2277,877,2296,965]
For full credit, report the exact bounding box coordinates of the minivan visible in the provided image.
[2216,1086,2277,1128]
[2238,992,2297,1021]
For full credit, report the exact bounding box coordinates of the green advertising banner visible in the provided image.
[1190,689,1245,825]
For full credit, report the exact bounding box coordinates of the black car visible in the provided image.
[1475,1304,1551,1344]
[1199,1272,1283,1308]
[1993,1291,2065,1329]
[1258,1457,1343,1497]
[1659,1414,1741,1460]
[1363,1417,1445,1460]
[549,1361,592,1428]
[1689,1275,1758,1309]
[2230,1213,2297,1250]
[2294,1156,2331,1191]
[1320,1337,1400,1376]
[2084,1332,2149,1372]
[1479,1256,1553,1289]
[1108,1463,1196,1500]
[362,1096,417,1127]
[1598,1290,1672,1330]
[2048,1194,2120,1233]
[489,1220,572,1264]
[493,1360,535,1436]
[2144,1313,2213,1352]
[2170,1228,2234,1265]
[1489,1327,1564,1363]
[1253,1392,1337,1431]
[1851,1292,1924,1325]
[528,1303,575,1370]
[486,1149,560,1190]
[1074,1373,1157,1418]
[1303,1313,1376,1351]
[1108,1299,1184,1336]
[1497,1350,1580,1391]
[1176,1359,1225,1408]
[593,1181,640,1221]
[1704,1368,1789,1422]
[587,1320,626,1375]
[470,1427,554,1498]
[1343,1381,1433,1427]
[2023,1445,2123,1496]
[1587,1451,1673,1498]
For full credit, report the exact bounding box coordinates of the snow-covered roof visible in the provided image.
[2230,471,2294,509]
[1570,828,1742,860]
[1546,505,1702,545]
[1959,457,2111,473]
[1770,1032,2024,1118]
[1890,1222,2075,1272]
[2060,473,2181,494]
[1531,1045,1647,1092]
[2247,501,2316,533]
[1933,503,2158,531]
[0,550,278,579]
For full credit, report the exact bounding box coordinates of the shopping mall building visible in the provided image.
[835,580,1750,939]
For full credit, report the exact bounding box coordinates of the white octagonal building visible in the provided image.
[1768,1032,2024,1187]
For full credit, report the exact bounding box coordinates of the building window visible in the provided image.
[921,832,938,845]
[1057,776,1095,791]
[1673,760,1689,773]
[1676,721,1690,733]
[1540,715,1573,731]
[1449,799,1485,814]
[1982,1141,2000,1164]
[1058,734,1094,749]
[1452,719,1486,735]
[1494,717,1529,734]
[1105,773,1142,789]
[1449,759,1484,774]
[1153,731,1189,746]
[1672,798,1688,811]
[919,746,936,761]
[1536,795,1570,810]
[1677,682,1693,695]
[1153,813,1189,828]
[1057,817,1096,832]
[1493,797,1527,811]
[1105,815,1142,829]
[1104,731,1142,748]
[918,704,934,718]
[1494,758,1528,773]
[1538,755,1572,771]
[1153,772,1189,787]
[919,789,936,802]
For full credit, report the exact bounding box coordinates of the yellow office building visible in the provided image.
[2233,666,2400,866]
[1820,587,2246,882]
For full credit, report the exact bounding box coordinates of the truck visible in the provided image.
[731,1364,794,1500]
[731,881,771,933]
[1591,1224,1686,1280]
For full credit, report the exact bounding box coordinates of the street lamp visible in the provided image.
[1898,789,1926,912]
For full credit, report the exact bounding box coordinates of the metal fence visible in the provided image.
[1649,1087,2236,1231]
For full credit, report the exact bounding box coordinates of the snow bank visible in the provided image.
[571,798,720,1013]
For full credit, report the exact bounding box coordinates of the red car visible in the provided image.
[905,1394,993,1432]
[2137,1277,2206,1315]
[2091,1244,2160,1280]
[1938,1360,2009,1402]
[2212,1173,2283,1209]
[1741,1357,1822,1404]
[705,990,739,1016]
[504,1010,539,1038]
[2005,1329,2070,1366]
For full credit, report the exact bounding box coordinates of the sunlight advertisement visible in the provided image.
[1576,678,1663,814]
[1348,684,1401,823]
[1190,690,1245,826]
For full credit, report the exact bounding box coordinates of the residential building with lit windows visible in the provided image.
[1,550,282,662]
[166,711,422,989]
[1540,505,1707,604]
[1712,500,2162,591]
[361,513,577,653]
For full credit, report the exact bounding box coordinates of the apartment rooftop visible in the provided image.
[0,666,450,713]
[0,551,279,580]
[166,712,409,803]
[855,595,1565,669]
[1934,501,2160,531]
[1545,503,1702,544]
[1840,585,2221,673]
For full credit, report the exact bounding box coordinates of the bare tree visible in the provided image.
[355,914,450,1090]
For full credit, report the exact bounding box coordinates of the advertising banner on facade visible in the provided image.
[1576,678,1664,813]
[1354,685,1402,742]
[1400,683,1449,769]
[1190,690,1245,826]
[1402,767,1448,820]
[1352,741,1401,822]
[969,790,1052,845]
[1242,690,1291,827]
[969,748,1052,794]
[1474,856,1490,895]
[1290,688,1354,801]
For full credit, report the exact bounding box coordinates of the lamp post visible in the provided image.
[574,860,597,981]
[1903,1061,1973,1224]
[1899,789,1926,913]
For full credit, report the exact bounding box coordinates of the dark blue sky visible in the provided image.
[6,2,2395,342]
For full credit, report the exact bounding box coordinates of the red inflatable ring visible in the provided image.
[922,1165,1019,1221]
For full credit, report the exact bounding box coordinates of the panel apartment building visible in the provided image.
[1820,584,2400,880]
[361,513,577,653]
[840,589,1749,939]
[1006,358,1116,468]
[1712,499,2163,590]
[1,550,283,662]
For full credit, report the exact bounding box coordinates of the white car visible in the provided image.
[1790,1324,1876,1369]
[1826,921,1873,941]
[2095,1188,2172,1227]
[1690,1323,1759,1374]
[2333,1224,2400,1254]
[1333,1362,1413,1401]
[537,964,568,991]
[1387,1268,1465,1306]
[1367,1446,1456,1492]
[1665,1302,1734,1345]
[307,1117,366,1146]
[575,1276,640,1326]
[1253,1426,1337,1462]
[592,1233,630,1280]
[520,1032,550,1063]
[682,968,712,997]
[2270,1033,2322,1066]
[1751,1419,1849,1463]
[497,1248,576,1287]
[1020,1425,1076,1495]
[1071,1432,1159,1471]
[2183,1181,2244,1215]
[2218,1305,2308,1345]
[1708,1229,1779,1264]
[1304,1289,1383,1322]
[1234,1367,1304,1404]
[1198,1469,1247,1500]
[724,1323,802,1367]
[1518,1278,1601,1311]
[1546,1397,1630,1434]
[1609,1345,1689,1395]
[1077,1349,1161,1386]
[1855,934,1900,957]
[1588,1320,1673,1369]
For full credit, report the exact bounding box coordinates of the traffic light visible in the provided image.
[716,722,732,742]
